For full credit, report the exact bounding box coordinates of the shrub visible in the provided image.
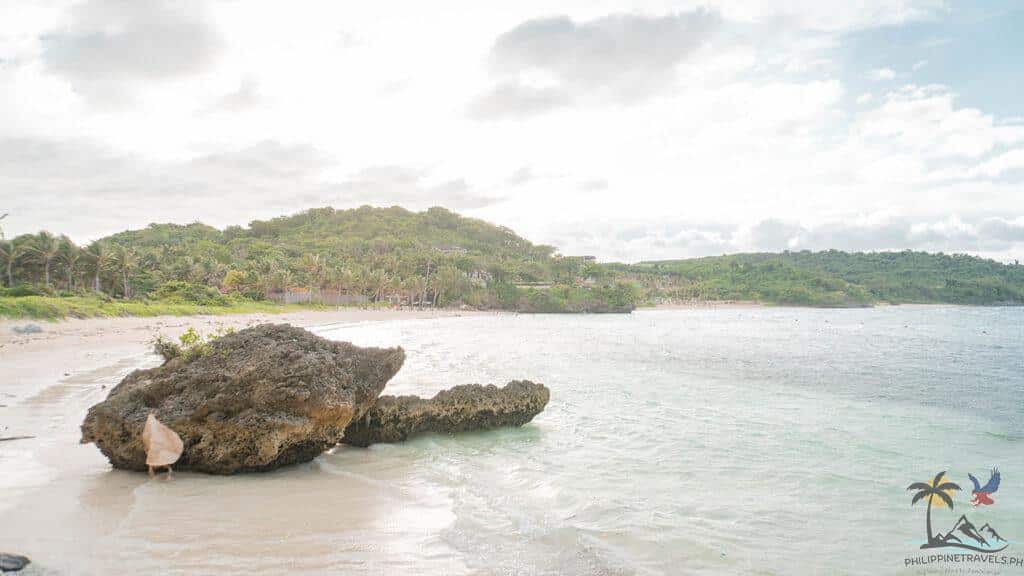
[152,281,230,306]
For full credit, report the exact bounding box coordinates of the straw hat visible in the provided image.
[142,413,183,467]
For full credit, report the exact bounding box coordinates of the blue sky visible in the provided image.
[843,1,1023,117]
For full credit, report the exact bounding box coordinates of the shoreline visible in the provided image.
[0,308,487,424]
[637,300,765,310]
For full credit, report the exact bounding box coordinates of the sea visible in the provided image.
[2,306,1023,575]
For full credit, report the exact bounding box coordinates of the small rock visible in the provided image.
[12,324,42,335]
[0,553,31,572]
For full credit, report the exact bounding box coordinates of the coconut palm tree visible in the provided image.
[0,239,27,287]
[271,268,295,292]
[300,253,327,299]
[84,241,115,294]
[908,471,961,546]
[388,274,404,305]
[363,268,388,303]
[406,276,427,306]
[29,231,62,288]
[57,240,83,291]
[110,244,139,298]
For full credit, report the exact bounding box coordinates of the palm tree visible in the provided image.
[300,254,327,299]
[30,231,62,288]
[57,240,82,291]
[0,239,27,287]
[388,274,404,305]
[908,471,961,546]
[84,241,115,294]
[406,276,426,306]
[272,268,295,292]
[0,213,8,241]
[110,244,139,298]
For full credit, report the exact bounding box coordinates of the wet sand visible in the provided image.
[0,309,482,575]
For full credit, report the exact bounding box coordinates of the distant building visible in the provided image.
[266,288,368,306]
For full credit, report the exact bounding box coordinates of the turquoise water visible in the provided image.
[318,306,1024,575]
[2,306,1020,575]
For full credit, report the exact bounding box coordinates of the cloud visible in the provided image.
[579,178,608,192]
[471,10,721,118]
[971,149,1024,179]
[201,76,262,115]
[0,138,498,240]
[536,214,1024,262]
[867,67,896,81]
[506,166,536,186]
[468,81,571,119]
[334,165,504,211]
[853,85,1024,160]
[978,217,1024,242]
[40,0,222,103]
[0,138,330,238]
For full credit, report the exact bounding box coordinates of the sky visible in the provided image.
[0,0,1022,262]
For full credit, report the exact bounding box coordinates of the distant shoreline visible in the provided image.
[637,300,1024,310]
[638,300,765,310]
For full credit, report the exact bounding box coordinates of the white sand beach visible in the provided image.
[0,309,486,574]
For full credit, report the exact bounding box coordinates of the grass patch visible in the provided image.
[0,295,335,321]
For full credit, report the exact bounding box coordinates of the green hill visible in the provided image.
[621,250,1024,306]
[0,206,635,316]
[2,206,1022,320]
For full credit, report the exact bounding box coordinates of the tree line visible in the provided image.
[1,206,635,313]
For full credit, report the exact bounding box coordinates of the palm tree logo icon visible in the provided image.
[908,471,960,547]
[908,470,1009,553]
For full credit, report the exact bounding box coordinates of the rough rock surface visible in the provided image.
[0,553,31,572]
[81,324,404,474]
[341,380,549,447]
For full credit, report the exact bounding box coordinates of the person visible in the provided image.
[141,413,183,479]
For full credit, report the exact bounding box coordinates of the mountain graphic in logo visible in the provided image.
[933,515,1009,552]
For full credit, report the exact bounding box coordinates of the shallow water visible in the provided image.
[2,307,1022,575]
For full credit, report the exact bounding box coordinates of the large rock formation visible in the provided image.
[81,324,404,474]
[341,380,549,447]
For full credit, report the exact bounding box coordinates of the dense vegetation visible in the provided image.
[621,250,1024,306]
[2,206,1021,319]
[0,206,635,317]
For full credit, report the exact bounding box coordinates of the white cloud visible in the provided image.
[472,10,722,117]
[0,0,1021,262]
[0,137,498,241]
[852,85,1024,160]
[867,67,896,81]
[40,0,222,104]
